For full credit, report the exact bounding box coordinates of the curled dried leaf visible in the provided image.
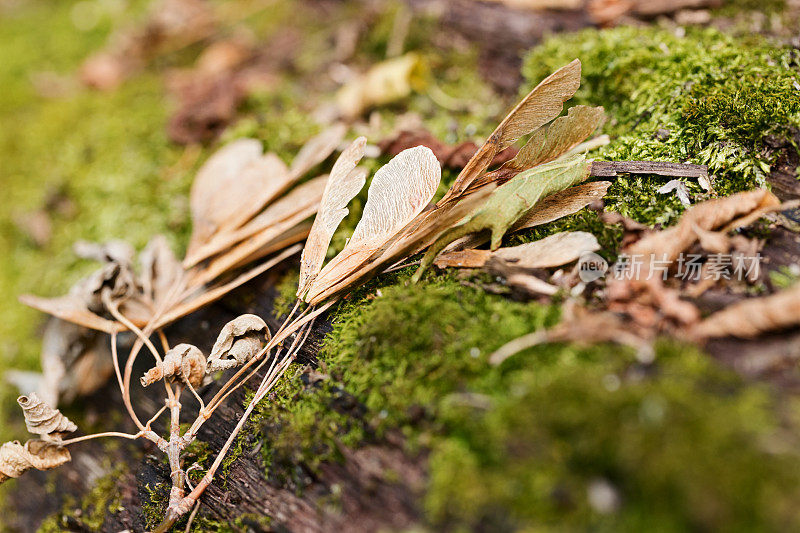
[627,188,781,262]
[17,393,77,441]
[141,343,207,388]
[0,440,71,484]
[208,314,270,372]
[299,137,367,296]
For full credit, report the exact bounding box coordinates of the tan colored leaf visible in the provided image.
[227,221,313,272]
[154,244,302,330]
[208,314,270,372]
[434,231,599,269]
[442,59,581,202]
[299,137,367,295]
[627,188,781,262]
[139,235,184,306]
[305,146,441,303]
[692,282,800,340]
[504,105,605,171]
[141,343,206,388]
[0,440,71,484]
[17,393,77,440]
[18,294,121,334]
[212,152,291,237]
[189,176,328,287]
[187,139,264,252]
[289,123,348,178]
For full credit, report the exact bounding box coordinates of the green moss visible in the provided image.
[189,513,272,532]
[38,465,126,532]
[522,26,800,225]
[427,340,800,531]
[245,271,800,531]
[251,275,559,482]
[141,479,170,530]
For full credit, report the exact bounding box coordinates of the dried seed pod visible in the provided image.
[17,393,77,441]
[0,440,72,484]
[207,314,270,372]
[141,344,206,388]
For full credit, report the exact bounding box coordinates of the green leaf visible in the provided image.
[413,155,592,281]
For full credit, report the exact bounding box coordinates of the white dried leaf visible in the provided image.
[305,146,441,303]
[657,179,691,207]
[299,137,367,295]
[208,314,270,372]
[17,393,77,441]
[0,440,71,484]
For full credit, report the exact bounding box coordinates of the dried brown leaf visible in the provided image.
[305,146,441,303]
[434,231,599,269]
[442,59,581,202]
[0,440,71,484]
[289,124,348,179]
[627,188,781,262]
[692,282,800,340]
[208,314,270,372]
[17,393,77,441]
[190,177,328,287]
[504,105,605,171]
[186,138,267,253]
[141,343,206,388]
[18,294,121,334]
[299,137,367,295]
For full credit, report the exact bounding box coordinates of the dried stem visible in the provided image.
[156,300,333,530]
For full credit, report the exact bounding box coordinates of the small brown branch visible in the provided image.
[590,160,708,179]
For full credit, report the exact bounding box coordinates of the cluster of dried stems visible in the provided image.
[4,58,647,530]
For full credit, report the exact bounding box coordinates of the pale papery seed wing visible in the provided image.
[304,146,441,303]
[299,137,367,294]
[289,123,347,178]
[349,145,440,245]
[187,139,263,252]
